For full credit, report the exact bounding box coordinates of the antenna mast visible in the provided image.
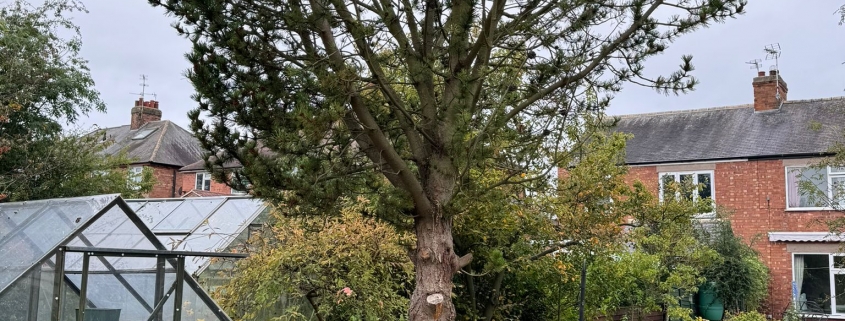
[746,59,762,73]
[130,75,156,101]
[764,43,782,102]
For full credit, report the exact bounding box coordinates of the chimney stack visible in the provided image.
[752,70,788,112]
[130,98,162,129]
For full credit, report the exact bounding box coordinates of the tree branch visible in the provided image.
[530,240,580,261]
[472,1,665,148]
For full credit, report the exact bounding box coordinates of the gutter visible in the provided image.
[624,152,833,167]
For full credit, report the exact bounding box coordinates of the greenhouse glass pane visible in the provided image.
[181,280,223,321]
[134,200,184,228]
[61,279,80,321]
[65,207,162,272]
[0,256,58,321]
[126,201,148,212]
[153,198,224,232]
[65,263,177,321]
[0,265,35,321]
[175,199,264,273]
[157,234,188,251]
[0,203,46,235]
[0,195,117,293]
[65,206,155,251]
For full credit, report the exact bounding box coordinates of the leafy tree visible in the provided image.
[0,0,154,201]
[149,0,745,318]
[694,215,769,313]
[0,0,102,146]
[216,196,414,321]
[0,131,155,201]
[426,126,716,320]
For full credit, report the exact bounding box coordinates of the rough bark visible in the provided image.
[409,212,458,321]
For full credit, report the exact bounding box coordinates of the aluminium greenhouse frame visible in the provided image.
[0,195,247,321]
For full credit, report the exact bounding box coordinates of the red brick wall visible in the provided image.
[147,164,178,198]
[130,99,162,130]
[178,171,233,196]
[712,160,845,315]
[626,166,659,194]
[612,160,845,316]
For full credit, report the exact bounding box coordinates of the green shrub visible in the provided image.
[724,311,766,321]
[695,215,770,312]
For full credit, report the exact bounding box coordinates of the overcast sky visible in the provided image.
[70,1,845,130]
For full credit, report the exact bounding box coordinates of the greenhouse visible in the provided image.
[0,194,247,321]
[127,196,267,291]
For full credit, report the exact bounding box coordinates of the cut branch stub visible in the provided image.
[427,293,444,319]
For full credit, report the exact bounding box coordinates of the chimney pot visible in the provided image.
[130,98,163,129]
[757,71,765,77]
[769,70,778,76]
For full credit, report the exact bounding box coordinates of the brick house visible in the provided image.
[615,70,845,317]
[98,98,241,198]
[178,158,247,197]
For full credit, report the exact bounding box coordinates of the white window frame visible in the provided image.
[785,166,845,211]
[658,170,715,218]
[658,170,715,202]
[229,171,249,195]
[195,172,212,191]
[128,166,144,190]
[791,252,845,316]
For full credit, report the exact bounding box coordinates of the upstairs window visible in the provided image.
[195,172,212,191]
[659,171,714,203]
[129,166,144,190]
[786,166,845,209]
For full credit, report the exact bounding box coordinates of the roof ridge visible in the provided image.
[616,103,752,119]
[149,120,170,163]
[616,96,845,119]
[783,96,845,104]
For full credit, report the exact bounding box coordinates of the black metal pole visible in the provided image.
[51,249,65,321]
[578,258,587,321]
[173,256,185,321]
[78,252,90,321]
[154,257,165,321]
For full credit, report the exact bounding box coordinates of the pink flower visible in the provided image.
[342,287,353,296]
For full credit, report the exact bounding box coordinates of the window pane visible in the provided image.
[837,274,845,314]
[832,176,845,208]
[698,173,712,200]
[795,254,831,313]
[835,256,845,269]
[195,173,203,190]
[800,167,828,207]
[203,177,211,191]
[680,174,694,200]
[661,175,674,200]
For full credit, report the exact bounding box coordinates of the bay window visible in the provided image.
[786,166,845,209]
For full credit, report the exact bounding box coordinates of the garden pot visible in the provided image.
[697,283,724,321]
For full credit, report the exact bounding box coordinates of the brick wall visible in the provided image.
[148,164,179,198]
[713,160,845,315]
[130,99,162,130]
[626,165,659,194]
[617,159,845,316]
[178,171,233,196]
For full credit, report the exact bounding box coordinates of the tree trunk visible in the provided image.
[409,213,458,321]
